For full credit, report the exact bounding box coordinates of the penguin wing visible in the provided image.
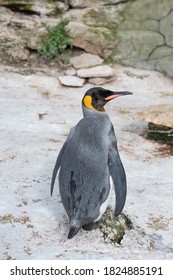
[50,126,76,196]
[108,125,127,216]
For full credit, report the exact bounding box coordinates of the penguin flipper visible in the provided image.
[108,127,127,216]
[51,126,77,196]
[50,142,67,196]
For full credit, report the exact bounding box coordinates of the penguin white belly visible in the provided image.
[95,177,113,222]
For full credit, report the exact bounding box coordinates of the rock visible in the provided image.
[136,104,173,144]
[160,11,173,47]
[0,6,13,22]
[89,76,115,85]
[147,123,173,144]
[27,27,47,50]
[170,0,173,9]
[148,46,173,76]
[68,0,95,8]
[0,0,33,8]
[58,75,85,87]
[77,65,115,78]
[111,0,173,77]
[0,0,58,16]
[119,19,159,32]
[0,25,29,62]
[114,30,164,62]
[68,0,124,8]
[66,21,117,57]
[124,0,170,21]
[0,5,59,61]
[64,67,76,76]
[82,5,123,26]
[70,53,103,70]
[136,104,173,128]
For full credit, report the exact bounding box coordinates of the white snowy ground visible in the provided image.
[0,64,173,260]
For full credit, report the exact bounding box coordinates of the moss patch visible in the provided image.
[99,207,133,245]
[84,9,117,38]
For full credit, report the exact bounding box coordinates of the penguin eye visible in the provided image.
[94,96,99,102]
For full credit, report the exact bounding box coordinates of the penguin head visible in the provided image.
[82,87,133,112]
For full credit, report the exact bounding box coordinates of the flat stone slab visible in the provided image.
[136,104,173,128]
[89,76,115,85]
[77,65,115,78]
[58,75,85,87]
[64,67,76,76]
[70,53,103,70]
[147,123,173,144]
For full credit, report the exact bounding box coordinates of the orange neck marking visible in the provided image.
[83,95,95,110]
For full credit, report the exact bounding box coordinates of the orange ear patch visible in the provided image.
[83,95,95,110]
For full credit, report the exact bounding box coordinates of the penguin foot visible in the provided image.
[82,221,100,231]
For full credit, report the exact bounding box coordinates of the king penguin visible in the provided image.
[51,87,132,239]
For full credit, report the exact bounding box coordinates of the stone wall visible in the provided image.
[0,0,172,77]
[113,0,173,76]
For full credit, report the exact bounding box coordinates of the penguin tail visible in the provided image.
[68,219,81,239]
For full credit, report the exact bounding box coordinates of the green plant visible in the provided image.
[104,54,114,64]
[38,19,72,59]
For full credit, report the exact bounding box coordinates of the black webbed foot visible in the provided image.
[82,220,100,231]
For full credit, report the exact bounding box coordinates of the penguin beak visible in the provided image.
[105,91,133,101]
